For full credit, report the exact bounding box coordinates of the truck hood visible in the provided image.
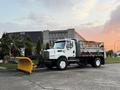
[47,49,55,55]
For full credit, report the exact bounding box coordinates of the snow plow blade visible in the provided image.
[16,57,36,74]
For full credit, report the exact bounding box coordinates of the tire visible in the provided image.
[92,58,101,67]
[57,57,68,70]
[45,63,53,69]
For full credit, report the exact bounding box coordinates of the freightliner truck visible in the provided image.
[42,39,105,70]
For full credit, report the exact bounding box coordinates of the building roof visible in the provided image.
[74,31,86,41]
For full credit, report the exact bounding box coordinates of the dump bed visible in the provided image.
[76,40,104,57]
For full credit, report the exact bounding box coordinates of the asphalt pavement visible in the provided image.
[0,64,120,90]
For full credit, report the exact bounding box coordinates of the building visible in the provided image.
[43,28,85,44]
[8,31,43,43]
[8,28,85,45]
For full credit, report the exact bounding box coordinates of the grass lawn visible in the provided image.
[105,57,120,64]
[0,63,17,69]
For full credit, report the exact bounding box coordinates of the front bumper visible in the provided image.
[44,59,56,64]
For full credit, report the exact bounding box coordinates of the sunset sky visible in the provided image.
[0,0,120,51]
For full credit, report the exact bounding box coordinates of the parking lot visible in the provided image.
[0,64,120,90]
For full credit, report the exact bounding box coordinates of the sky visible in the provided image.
[0,0,120,51]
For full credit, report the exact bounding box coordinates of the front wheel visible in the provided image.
[57,57,68,70]
[92,58,101,67]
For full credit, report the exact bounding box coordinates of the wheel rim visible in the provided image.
[60,61,66,69]
[96,59,100,66]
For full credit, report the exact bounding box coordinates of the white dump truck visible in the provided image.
[42,39,105,70]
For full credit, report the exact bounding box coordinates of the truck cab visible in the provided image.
[47,39,76,60]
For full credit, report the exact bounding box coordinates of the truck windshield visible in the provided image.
[53,41,65,49]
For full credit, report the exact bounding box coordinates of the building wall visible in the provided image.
[43,30,49,44]
[43,28,85,45]
[8,31,43,43]
[25,31,43,43]
[49,30,68,44]
[8,28,85,45]
[67,29,74,39]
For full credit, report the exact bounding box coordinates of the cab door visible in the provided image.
[65,40,76,58]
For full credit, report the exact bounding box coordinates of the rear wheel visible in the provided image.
[57,57,67,70]
[92,58,101,67]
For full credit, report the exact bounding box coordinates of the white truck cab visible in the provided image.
[47,39,76,60]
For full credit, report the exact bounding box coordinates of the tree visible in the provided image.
[36,40,41,55]
[11,45,20,57]
[1,33,11,56]
[1,33,34,58]
[0,42,4,60]
[46,43,50,50]
[10,33,23,56]
[106,50,114,57]
[0,33,12,63]
[24,36,33,57]
[10,33,24,48]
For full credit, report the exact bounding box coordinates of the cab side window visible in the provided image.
[70,41,73,49]
[66,41,73,49]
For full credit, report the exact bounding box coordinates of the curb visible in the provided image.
[0,66,7,70]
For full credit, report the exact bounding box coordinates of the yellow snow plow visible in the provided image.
[15,57,37,74]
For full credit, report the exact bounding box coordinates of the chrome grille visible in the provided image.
[42,51,49,59]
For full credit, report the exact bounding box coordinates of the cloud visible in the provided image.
[20,0,98,21]
[115,0,120,3]
[75,3,120,50]
[40,0,73,10]
[76,25,104,41]
[19,13,70,30]
[0,22,21,32]
[18,0,74,12]
[101,5,120,50]
[109,6,120,24]
[0,13,73,36]
[105,5,120,33]
[95,0,120,15]
[72,0,97,20]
